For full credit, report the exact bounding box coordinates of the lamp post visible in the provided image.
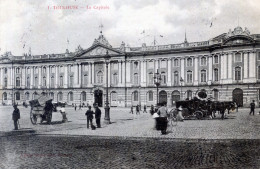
[180,77,184,100]
[104,51,111,124]
[154,69,161,106]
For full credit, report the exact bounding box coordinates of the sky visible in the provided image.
[0,0,260,56]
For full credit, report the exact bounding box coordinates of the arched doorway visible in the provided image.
[94,90,103,107]
[233,88,243,107]
[172,90,180,103]
[159,90,167,105]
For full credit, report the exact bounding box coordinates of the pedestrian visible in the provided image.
[85,106,94,129]
[75,104,77,111]
[156,102,168,134]
[79,104,82,110]
[150,105,155,115]
[12,104,20,130]
[94,105,102,128]
[143,105,147,113]
[130,106,133,114]
[136,105,140,115]
[176,106,184,122]
[249,100,255,115]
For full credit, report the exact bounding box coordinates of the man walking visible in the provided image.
[249,100,255,115]
[157,103,168,135]
[136,105,140,115]
[143,105,147,113]
[74,104,77,111]
[94,105,102,128]
[12,104,20,130]
[85,106,94,129]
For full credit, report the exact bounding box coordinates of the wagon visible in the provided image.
[29,96,53,125]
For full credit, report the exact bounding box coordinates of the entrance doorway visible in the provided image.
[159,91,167,105]
[233,88,243,107]
[94,90,103,107]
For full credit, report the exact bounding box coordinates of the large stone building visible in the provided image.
[1,26,260,107]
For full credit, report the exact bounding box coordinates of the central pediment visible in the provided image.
[76,44,123,57]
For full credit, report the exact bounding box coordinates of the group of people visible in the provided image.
[85,105,102,129]
[130,105,147,114]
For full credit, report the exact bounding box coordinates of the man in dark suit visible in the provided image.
[95,105,102,128]
[85,106,94,129]
[12,104,20,130]
[249,100,255,115]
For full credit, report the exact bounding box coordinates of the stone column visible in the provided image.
[143,60,147,85]
[108,62,111,86]
[227,53,233,82]
[38,66,42,88]
[47,65,50,88]
[244,52,248,79]
[31,67,34,89]
[0,68,2,87]
[223,53,228,80]
[64,65,68,88]
[119,60,122,85]
[249,51,256,78]
[88,63,92,86]
[79,64,82,87]
[91,63,94,84]
[7,67,11,89]
[22,67,25,88]
[122,61,126,85]
[208,56,212,84]
[140,60,144,86]
[180,58,185,84]
[74,64,78,87]
[220,54,224,82]
[167,59,172,86]
[126,61,131,86]
[194,57,198,85]
[55,66,58,88]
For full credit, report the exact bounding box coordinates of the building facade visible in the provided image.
[1,26,260,107]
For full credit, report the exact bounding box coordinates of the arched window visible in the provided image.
[149,72,154,84]
[112,73,118,85]
[81,92,86,101]
[174,59,179,67]
[213,89,219,101]
[15,92,20,100]
[235,67,241,80]
[32,92,38,99]
[97,71,103,84]
[187,58,192,66]
[43,67,46,74]
[26,77,30,88]
[35,67,39,73]
[4,77,7,87]
[134,61,138,69]
[3,92,7,100]
[84,74,88,85]
[235,53,241,62]
[4,68,7,74]
[68,92,73,101]
[161,72,166,84]
[51,76,55,87]
[25,92,30,100]
[60,66,64,72]
[133,91,138,101]
[134,73,138,84]
[16,77,21,87]
[201,57,207,66]
[43,76,46,87]
[16,67,21,74]
[51,66,55,73]
[111,91,117,101]
[174,71,179,85]
[49,92,54,99]
[148,91,153,101]
[187,71,193,83]
[58,92,63,101]
[59,76,63,86]
[214,69,219,81]
[214,55,219,64]
[201,70,206,82]
[172,91,180,102]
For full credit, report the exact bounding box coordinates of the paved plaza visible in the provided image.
[0,106,260,168]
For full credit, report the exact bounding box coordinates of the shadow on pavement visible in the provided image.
[0,128,36,137]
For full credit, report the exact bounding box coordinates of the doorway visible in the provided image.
[94,90,103,107]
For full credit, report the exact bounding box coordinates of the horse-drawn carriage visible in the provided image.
[173,91,236,120]
[29,96,53,124]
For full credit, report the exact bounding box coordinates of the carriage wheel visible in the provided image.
[30,110,37,125]
[195,111,203,119]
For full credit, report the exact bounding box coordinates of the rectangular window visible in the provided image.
[161,60,166,68]
[214,56,219,64]
[148,61,154,69]
[148,92,153,101]
[187,72,192,83]
[235,53,241,62]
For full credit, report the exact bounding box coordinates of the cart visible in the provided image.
[29,96,53,125]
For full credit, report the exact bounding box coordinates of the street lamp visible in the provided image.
[104,50,111,124]
[180,77,184,100]
[154,69,161,106]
